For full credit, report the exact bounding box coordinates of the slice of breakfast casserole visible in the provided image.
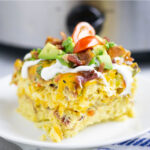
[11,22,140,142]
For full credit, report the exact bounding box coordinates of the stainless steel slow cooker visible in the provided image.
[0,1,150,51]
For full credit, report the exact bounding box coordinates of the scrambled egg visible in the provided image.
[13,61,137,142]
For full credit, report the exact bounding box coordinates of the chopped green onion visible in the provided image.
[105,41,115,50]
[37,48,42,54]
[36,66,43,75]
[56,55,69,66]
[88,57,96,65]
[62,37,75,53]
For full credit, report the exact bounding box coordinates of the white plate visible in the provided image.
[0,75,150,149]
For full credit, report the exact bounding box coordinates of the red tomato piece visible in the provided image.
[72,22,95,43]
[74,36,100,53]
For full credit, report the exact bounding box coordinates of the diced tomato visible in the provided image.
[72,22,95,43]
[87,110,95,116]
[74,36,100,53]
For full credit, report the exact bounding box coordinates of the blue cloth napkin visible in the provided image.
[97,132,150,150]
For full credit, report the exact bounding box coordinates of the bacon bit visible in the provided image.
[126,57,134,62]
[45,36,61,44]
[108,46,126,59]
[61,116,70,126]
[60,32,67,41]
[112,59,116,63]
[124,51,134,62]
[98,63,104,73]
[75,76,85,88]
[77,49,94,65]
[55,44,64,49]
[75,70,98,88]
[81,70,98,80]
[45,36,63,50]
[103,36,110,42]
[125,50,131,58]
[31,51,39,59]
[67,54,85,66]
[45,33,67,50]
[87,110,95,116]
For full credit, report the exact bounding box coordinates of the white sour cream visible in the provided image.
[113,64,133,96]
[41,60,104,81]
[24,53,32,60]
[114,57,124,64]
[21,59,42,78]
[21,57,133,96]
[41,60,114,96]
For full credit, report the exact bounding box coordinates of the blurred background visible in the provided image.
[0,1,150,77]
[0,1,150,150]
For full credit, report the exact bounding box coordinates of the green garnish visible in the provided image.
[37,48,42,54]
[62,37,75,53]
[93,45,107,56]
[88,57,96,65]
[36,66,43,75]
[39,43,65,60]
[93,44,113,70]
[28,57,36,61]
[56,55,69,66]
[105,41,115,50]
[97,55,113,70]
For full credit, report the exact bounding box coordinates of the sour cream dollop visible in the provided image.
[113,64,133,96]
[21,59,42,78]
[21,57,133,96]
[41,60,104,81]
[24,53,32,60]
[41,60,114,96]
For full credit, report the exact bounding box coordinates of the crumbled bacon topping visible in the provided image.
[67,54,85,66]
[108,46,134,63]
[61,116,70,126]
[108,46,126,59]
[124,50,134,62]
[31,51,39,59]
[45,36,63,50]
[45,32,67,50]
[75,70,98,88]
[75,76,85,88]
[67,50,94,66]
[77,49,94,65]
[45,36,62,45]
[60,32,67,41]
[98,63,104,73]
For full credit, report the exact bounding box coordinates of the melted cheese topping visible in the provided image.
[21,59,133,96]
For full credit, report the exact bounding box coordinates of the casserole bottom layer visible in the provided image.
[17,93,135,142]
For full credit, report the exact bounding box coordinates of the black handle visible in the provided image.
[66,5,105,34]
